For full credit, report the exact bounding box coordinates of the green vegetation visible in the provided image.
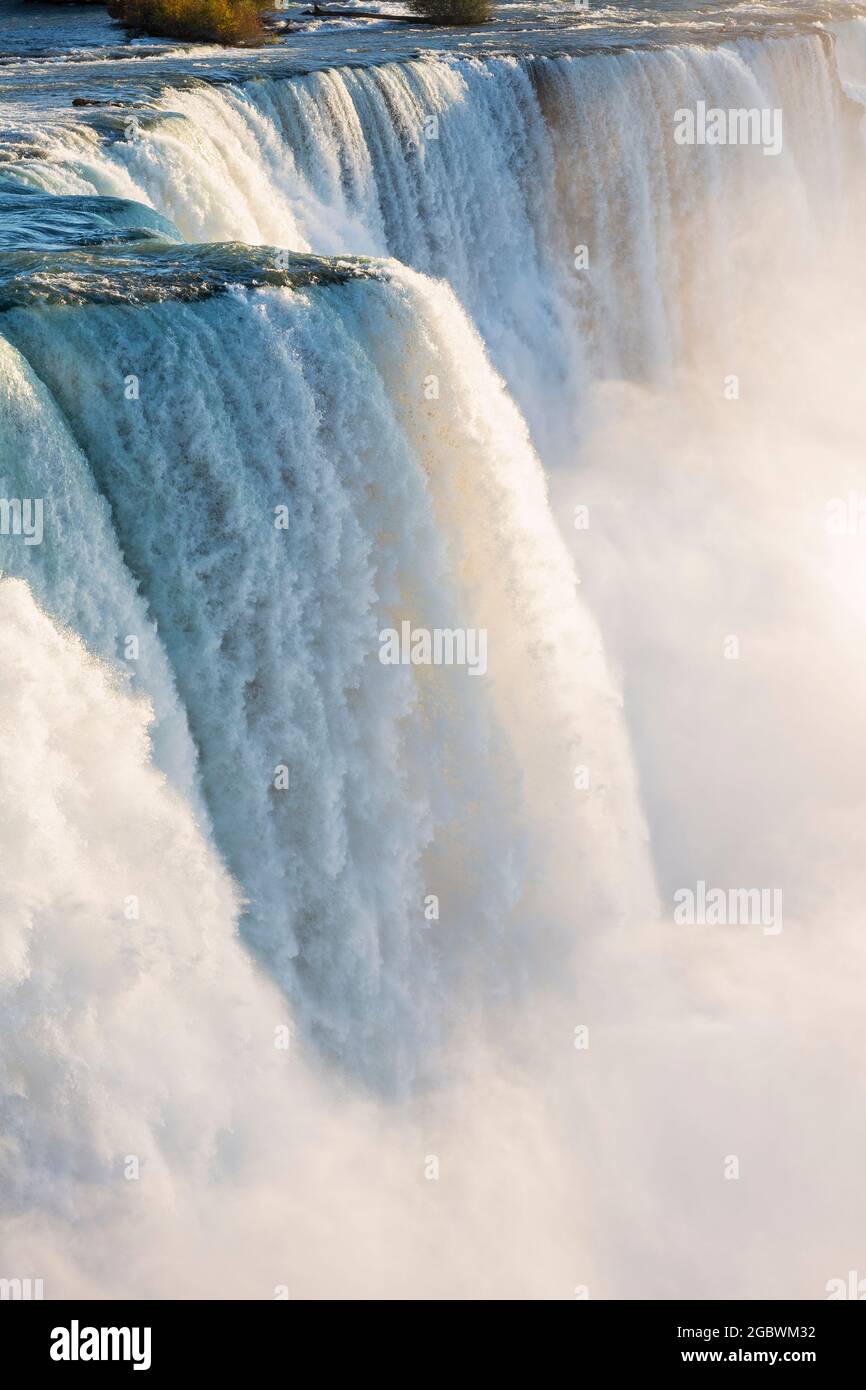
[107,0,271,46]
[405,0,493,22]
[106,0,494,45]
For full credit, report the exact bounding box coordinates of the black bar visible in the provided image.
[4,1298,863,1375]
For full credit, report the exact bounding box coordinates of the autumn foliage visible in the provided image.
[107,0,270,46]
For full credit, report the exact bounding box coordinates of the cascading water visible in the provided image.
[2,0,866,1297]
[12,20,862,453]
[1,258,655,1087]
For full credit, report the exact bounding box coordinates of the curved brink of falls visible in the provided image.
[2,4,866,1296]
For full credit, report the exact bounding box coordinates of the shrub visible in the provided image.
[405,0,493,23]
[107,0,270,46]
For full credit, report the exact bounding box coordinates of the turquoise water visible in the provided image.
[2,0,866,1296]
[2,0,862,259]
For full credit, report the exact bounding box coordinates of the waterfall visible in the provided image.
[1,260,654,1086]
[2,6,866,1297]
[13,25,860,454]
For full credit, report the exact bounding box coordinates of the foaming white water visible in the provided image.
[0,338,201,805]
[0,579,660,1298]
[0,577,252,1214]
[3,11,866,1299]
[1,579,863,1300]
[834,12,866,95]
[1,270,651,1087]
[15,26,860,457]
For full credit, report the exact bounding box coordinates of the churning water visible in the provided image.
[1,0,865,1297]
